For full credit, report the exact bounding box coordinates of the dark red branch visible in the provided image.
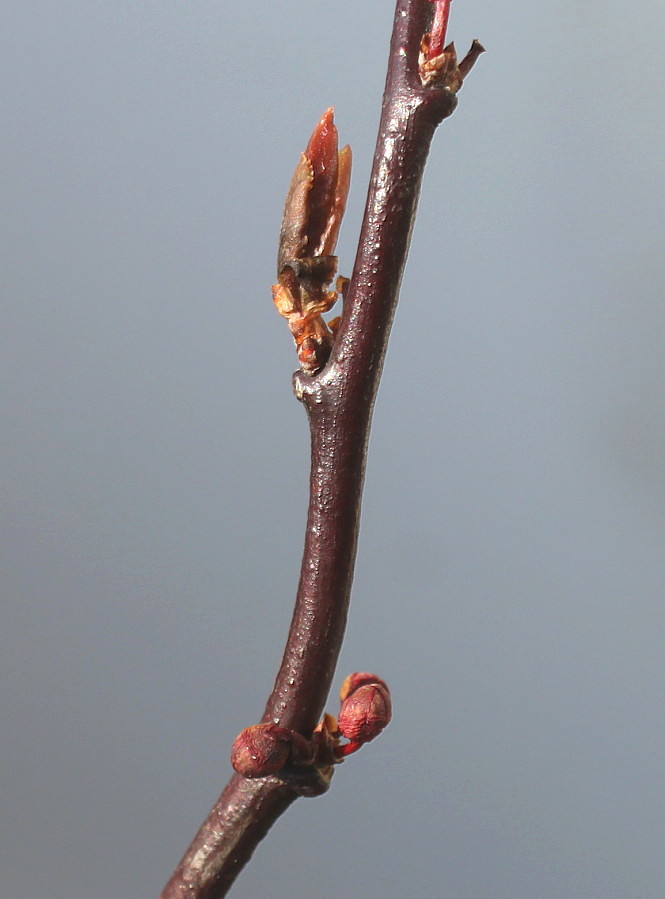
[263,0,457,736]
[161,1,478,895]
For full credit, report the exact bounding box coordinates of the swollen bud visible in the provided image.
[339,671,389,704]
[337,676,392,744]
[231,724,312,779]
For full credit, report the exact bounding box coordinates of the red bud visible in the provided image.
[339,671,389,703]
[273,109,352,375]
[231,724,316,778]
[231,724,294,778]
[338,681,392,744]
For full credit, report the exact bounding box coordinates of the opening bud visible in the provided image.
[273,108,351,375]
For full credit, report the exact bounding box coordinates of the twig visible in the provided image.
[161,2,481,896]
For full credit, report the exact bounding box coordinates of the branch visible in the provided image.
[161,2,482,896]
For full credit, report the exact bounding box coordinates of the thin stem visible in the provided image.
[429,0,452,58]
[263,0,457,735]
[161,1,473,895]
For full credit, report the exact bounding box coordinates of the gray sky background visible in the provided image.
[3,2,665,896]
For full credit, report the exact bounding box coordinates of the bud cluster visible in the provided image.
[230,673,392,781]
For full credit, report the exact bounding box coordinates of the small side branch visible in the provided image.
[161,2,481,896]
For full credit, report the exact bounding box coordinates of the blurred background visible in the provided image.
[3,1,665,896]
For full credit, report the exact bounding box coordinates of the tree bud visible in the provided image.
[231,724,294,778]
[273,108,351,375]
[339,671,389,703]
[337,680,392,744]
